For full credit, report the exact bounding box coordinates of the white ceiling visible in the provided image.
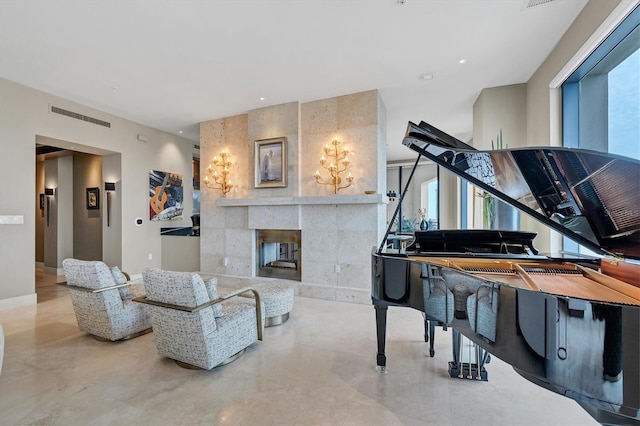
[0,0,588,161]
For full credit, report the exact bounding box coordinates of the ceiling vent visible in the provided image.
[50,106,111,128]
[523,0,555,9]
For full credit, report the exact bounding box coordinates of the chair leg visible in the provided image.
[174,348,246,370]
[90,328,152,342]
[265,312,290,327]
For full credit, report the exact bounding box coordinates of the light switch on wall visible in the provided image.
[0,215,24,225]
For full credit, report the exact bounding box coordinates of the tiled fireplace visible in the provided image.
[199,90,387,304]
[207,195,386,304]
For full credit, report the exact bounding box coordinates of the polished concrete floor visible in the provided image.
[0,272,597,425]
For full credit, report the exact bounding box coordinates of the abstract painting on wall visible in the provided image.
[149,170,183,221]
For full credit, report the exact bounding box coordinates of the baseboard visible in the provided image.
[43,267,64,276]
[0,293,37,311]
[35,261,45,269]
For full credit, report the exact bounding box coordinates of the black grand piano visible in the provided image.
[372,121,640,425]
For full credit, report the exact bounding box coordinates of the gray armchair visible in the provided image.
[137,268,263,370]
[62,258,152,341]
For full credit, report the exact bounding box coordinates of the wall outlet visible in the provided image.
[148,253,153,260]
[334,264,341,273]
[223,257,229,266]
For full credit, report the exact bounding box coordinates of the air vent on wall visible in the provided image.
[50,106,111,128]
[523,0,555,9]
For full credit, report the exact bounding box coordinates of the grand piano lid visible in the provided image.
[403,121,640,261]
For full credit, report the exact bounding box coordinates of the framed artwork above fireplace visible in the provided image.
[255,137,287,188]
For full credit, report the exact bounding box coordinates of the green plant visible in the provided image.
[478,191,495,229]
[402,216,418,232]
[491,129,507,150]
[391,215,418,232]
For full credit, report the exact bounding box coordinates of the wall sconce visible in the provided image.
[203,150,233,196]
[313,139,354,194]
[386,190,397,201]
[44,187,54,226]
[104,182,116,227]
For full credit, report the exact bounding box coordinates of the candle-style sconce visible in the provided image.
[44,187,54,226]
[313,139,354,194]
[104,182,116,227]
[203,150,234,196]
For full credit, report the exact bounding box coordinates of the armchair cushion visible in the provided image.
[203,277,224,318]
[143,268,208,307]
[142,269,224,318]
[111,266,132,300]
[63,259,115,290]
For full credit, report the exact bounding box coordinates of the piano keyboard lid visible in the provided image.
[402,121,640,261]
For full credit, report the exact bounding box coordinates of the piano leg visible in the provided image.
[375,305,388,371]
[422,312,436,357]
[428,320,436,357]
[424,317,428,342]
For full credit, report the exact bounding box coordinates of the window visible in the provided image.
[421,178,439,230]
[563,6,639,157]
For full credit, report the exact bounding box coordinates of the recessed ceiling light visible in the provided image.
[260,97,265,101]
[179,130,183,134]
[419,72,434,80]
[459,59,466,64]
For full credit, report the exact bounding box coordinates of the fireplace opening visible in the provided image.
[256,229,301,281]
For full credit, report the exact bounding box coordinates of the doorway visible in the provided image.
[35,136,122,302]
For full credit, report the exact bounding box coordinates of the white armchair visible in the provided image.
[62,258,152,341]
[137,268,263,370]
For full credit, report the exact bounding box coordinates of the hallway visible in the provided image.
[35,268,68,303]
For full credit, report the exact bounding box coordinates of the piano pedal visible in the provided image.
[448,362,488,381]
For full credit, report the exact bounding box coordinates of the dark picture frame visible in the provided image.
[86,187,100,210]
[255,137,287,188]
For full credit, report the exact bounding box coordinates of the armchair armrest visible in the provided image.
[133,287,263,341]
[67,282,136,294]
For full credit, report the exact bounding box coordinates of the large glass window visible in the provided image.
[563,6,639,158]
[609,49,639,158]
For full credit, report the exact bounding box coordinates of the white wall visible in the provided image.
[473,84,527,151]
[0,77,194,309]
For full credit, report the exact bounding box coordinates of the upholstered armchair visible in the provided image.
[137,268,264,370]
[62,258,152,341]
